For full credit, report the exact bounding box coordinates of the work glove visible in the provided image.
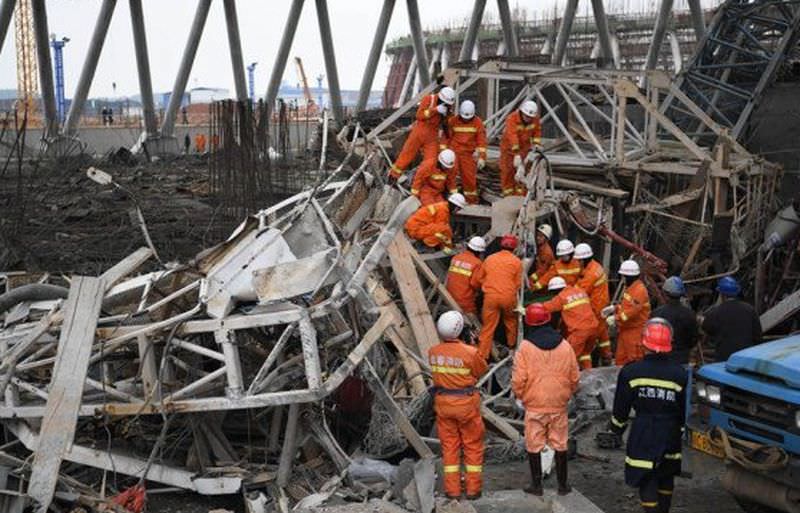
[514,304,526,315]
[525,150,536,163]
[477,158,486,170]
[436,104,448,116]
[442,246,455,256]
[513,154,522,168]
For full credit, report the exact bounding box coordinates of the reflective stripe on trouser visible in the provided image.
[567,328,596,370]
[456,151,479,203]
[410,222,453,250]
[616,325,646,366]
[639,473,674,513]
[391,126,439,177]
[595,318,612,359]
[478,294,518,360]
[437,410,485,497]
[499,150,526,197]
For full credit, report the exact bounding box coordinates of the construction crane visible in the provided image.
[14,0,38,115]
[247,62,257,105]
[293,56,317,115]
[50,34,69,123]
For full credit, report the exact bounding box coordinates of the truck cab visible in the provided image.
[692,336,800,512]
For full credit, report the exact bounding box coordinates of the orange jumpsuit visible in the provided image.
[195,133,207,153]
[390,94,447,179]
[614,279,651,365]
[471,249,522,359]
[429,338,488,498]
[499,110,541,196]
[530,258,582,291]
[446,250,483,314]
[535,241,555,278]
[543,286,599,369]
[410,157,458,206]
[445,116,488,203]
[405,202,453,250]
[577,259,612,360]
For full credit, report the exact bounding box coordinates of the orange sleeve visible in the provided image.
[567,346,580,392]
[505,114,521,153]
[410,161,431,196]
[476,119,488,157]
[617,289,645,325]
[542,293,565,313]
[531,115,542,146]
[471,350,489,378]
[471,260,486,290]
[531,264,555,291]
[511,346,528,399]
[446,166,458,194]
[576,265,597,293]
[416,95,437,122]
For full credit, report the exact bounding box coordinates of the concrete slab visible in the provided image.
[547,489,606,513]
[469,490,552,513]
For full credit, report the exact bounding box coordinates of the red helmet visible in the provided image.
[641,318,673,353]
[525,303,551,326]
[500,234,518,250]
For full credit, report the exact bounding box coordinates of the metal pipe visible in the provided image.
[315,0,344,125]
[394,55,416,108]
[687,0,705,39]
[552,0,578,65]
[223,0,247,102]
[590,0,614,67]
[277,403,300,487]
[0,0,16,57]
[644,0,675,70]
[406,0,430,85]
[64,0,117,135]
[31,0,58,138]
[459,0,487,62]
[129,0,157,137]
[496,0,519,57]
[265,0,305,114]
[356,0,394,112]
[161,0,212,137]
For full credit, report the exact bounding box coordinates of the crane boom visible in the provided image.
[293,56,315,108]
[14,0,38,113]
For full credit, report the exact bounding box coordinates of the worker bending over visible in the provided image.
[404,194,466,254]
[410,149,458,206]
[608,318,687,513]
[530,239,581,291]
[575,243,612,364]
[446,100,487,203]
[446,236,486,315]
[471,234,522,360]
[513,304,579,496]
[652,277,697,365]
[543,276,599,369]
[700,276,761,363]
[605,260,651,365]
[429,311,488,500]
[499,100,541,196]
[390,86,455,180]
[533,224,555,280]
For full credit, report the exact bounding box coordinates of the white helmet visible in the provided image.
[438,148,456,169]
[438,86,456,105]
[448,193,467,209]
[537,224,553,240]
[437,310,464,340]
[467,236,486,252]
[459,100,476,119]
[619,259,641,277]
[574,243,593,260]
[555,239,575,257]
[548,276,567,291]
[520,100,538,118]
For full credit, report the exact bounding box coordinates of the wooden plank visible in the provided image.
[552,177,629,199]
[27,277,105,510]
[387,235,440,357]
[480,404,522,442]
[99,247,153,290]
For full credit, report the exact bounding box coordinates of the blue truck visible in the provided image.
[692,336,800,512]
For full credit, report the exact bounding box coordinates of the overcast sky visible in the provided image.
[0,0,717,99]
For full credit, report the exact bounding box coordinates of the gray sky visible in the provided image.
[0,0,715,99]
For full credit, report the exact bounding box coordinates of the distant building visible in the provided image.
[189,87,231,104]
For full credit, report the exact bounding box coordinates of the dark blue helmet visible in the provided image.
[662,276,686,297]
[716,276,741,297]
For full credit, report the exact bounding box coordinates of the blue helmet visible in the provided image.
[716,276,741,297]
[662,276,686,297]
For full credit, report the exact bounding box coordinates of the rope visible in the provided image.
[712,427,789,473]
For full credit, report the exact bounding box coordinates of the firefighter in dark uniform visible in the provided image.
[607,318,688,513]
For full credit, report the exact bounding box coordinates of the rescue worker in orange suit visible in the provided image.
[513,303,579,496]
[533,224,555,280]
[445,100,487,204]
[499,100,541,196]
[543,276,599,370]
[530,239,582,291]
[411,149,458,206]
[195,133,207,153]
[603,259,651,366]
[429,310,488,500]
[471,234,522,360]
[390,86,456,180]
[446,236,486,315]
[405,193,467,254]
[574,243,613,364]
[605,318,687,513]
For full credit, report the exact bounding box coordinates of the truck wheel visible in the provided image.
[734,497,782,513]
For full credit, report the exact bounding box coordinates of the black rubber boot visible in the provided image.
[555,451,572,495]
[524,452,543,496]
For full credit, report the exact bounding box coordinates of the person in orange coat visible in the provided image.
[446,236,486,315]
[543,277,599,369]
[445,100,487,203]
[390,86,455,180]
[604,259,652,365]
[574,243,613,364]
[429,310,488,500]
[499,100,541,196]
[410,149,458,206]
[513,303,579,496]
[471,234,522,360]
[405,194,467,253]
[533,224,555,279]
[530,239,582,291]
[195,133,207,153]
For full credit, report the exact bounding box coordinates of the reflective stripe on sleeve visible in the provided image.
[594,276,607,286]
[598,340,611,348]
[563,298,590,310]
[427,205,437,214]
[619,311,629,322]
[611,416,628,428]
[502,188,516,195]
[411,188,419,194]
[559,268,581,275]
[464,191,479,197]
[453,126,477,133]
[625,457,654,469]
[579,354,592,362]
[448,266,473,277]
[629,378,683,392]
[664,452,682,460]
[431,365,471,375]
[511,144,520,151]
[431,173,447,180]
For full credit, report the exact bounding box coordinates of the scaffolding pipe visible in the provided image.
[645,0,675,70]
[552,0,578,65]
[64,0,117,135]
[406,0,430,86]
[223,0,248,102]
[129,0,158,137]
[161,0,212,137]
[266,0,305,114]
[31,0,58,138]
[0,0,16,57]
[459,0,487,62]
[687,0,705,39]
[356,0,395,113]
[315,0,344,125]
[590,0,615,67]
[496,0,519,57]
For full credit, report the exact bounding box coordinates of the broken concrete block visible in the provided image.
[468,490,552,513]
